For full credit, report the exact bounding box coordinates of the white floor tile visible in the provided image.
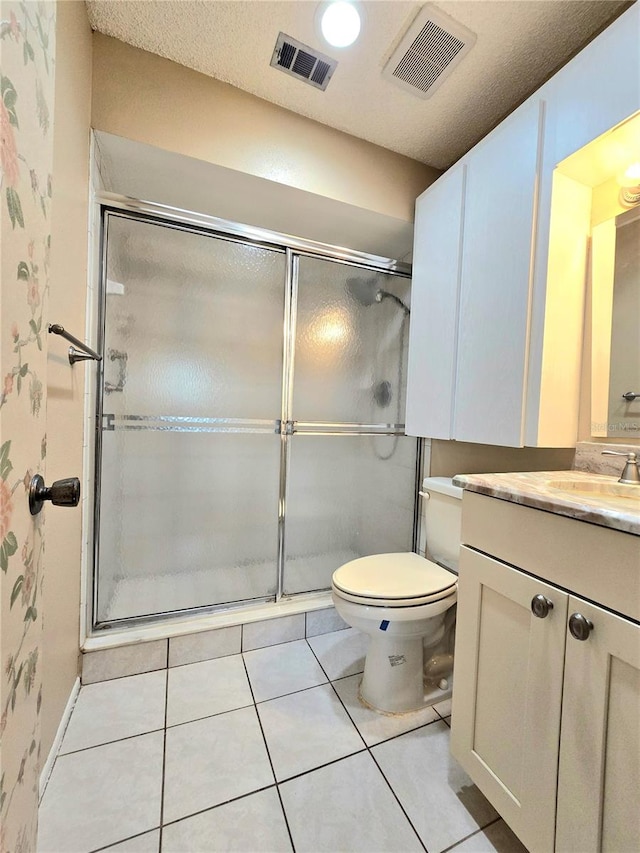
[257,684,364,781]
[279,752,423,853]
[169,626,241,667]
[243,640,327,703]
[163,706,274,824]
[166,655,252,726]
[332,673,439,746]
[372,721,499,853]
[82,641,167,684]
[162,788,292,852]
[60,671,166,754]
[450,820,529,853]
[307,628,368,680]
[434,697,452,718]
[101,829,160,852]
[242,614,305,651]
[305,607,348,637]
[38,732,163,853]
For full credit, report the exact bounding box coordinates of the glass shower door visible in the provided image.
[95,213,286,624]
[283,256,417,595]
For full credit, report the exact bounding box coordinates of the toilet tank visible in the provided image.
[421,477,463,572]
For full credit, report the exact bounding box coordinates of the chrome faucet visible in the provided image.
[601,450,640,484]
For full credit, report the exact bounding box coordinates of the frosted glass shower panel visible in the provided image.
[104,215,285,419]
[283,434,417,595]
[293,257,411,424]
[97,429,281,622]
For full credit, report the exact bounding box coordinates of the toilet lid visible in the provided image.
[332,552,457,607]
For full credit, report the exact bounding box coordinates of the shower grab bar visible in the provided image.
[49,324,102,365]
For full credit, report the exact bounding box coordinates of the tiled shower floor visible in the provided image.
[38,629,527,853]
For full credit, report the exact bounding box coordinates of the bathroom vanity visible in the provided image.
[450,472,639,853]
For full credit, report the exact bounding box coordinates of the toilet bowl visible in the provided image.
[332,553,457,713]
[331,477,462,715]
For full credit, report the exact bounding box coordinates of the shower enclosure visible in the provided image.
[92,201,417,629]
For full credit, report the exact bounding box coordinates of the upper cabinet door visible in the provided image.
[406,164,466,439]
[545,5,640,163]
[454,100,543,447]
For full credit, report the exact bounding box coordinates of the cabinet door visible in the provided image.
[406,164,466,439]
[557,598,640,853]
[453,99,543,447]
[450,547,568,853]
[545,4,640,163]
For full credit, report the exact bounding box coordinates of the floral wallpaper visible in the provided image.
[0,2,55,851]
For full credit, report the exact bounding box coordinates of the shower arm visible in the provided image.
[378,291,410,315]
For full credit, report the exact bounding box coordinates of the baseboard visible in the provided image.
[39,677,80,801]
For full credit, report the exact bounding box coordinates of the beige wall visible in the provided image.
[42,0,93,758]
[91,34,438,223]
[429,440,575,479]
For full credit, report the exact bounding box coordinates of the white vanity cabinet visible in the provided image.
[451,493,640,853]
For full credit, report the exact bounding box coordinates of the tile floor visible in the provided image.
[38,628,528,853]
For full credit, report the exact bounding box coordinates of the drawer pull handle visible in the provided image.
[568,613,594,641]
[531,594,554,618]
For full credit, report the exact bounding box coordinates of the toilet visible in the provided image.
[331,477,463,714]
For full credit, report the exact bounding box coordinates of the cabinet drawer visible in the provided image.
[461,492,640,622]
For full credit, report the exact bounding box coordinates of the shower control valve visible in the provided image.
[29,474,80,516]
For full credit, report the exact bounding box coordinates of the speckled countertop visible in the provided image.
[452,470,640,536]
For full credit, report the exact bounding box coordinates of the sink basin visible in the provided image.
[547,478,640,501]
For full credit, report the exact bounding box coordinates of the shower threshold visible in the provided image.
[83,589,335,653]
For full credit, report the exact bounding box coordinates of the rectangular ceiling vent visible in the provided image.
[270,32,337,91]
[382,5,476,100]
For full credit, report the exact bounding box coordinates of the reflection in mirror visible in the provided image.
[592,206,640,438]
[609,208,640,434]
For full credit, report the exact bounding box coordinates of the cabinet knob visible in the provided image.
[29,474,80,516]
[568,613,594,641]
[531,594,554,618]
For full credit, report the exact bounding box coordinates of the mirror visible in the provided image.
[591,206,640,437]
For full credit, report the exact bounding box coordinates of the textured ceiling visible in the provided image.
[86,1,628,169]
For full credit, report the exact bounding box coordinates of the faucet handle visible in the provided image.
[601,450,640,484]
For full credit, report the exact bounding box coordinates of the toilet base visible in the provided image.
[359,635,453,714]
[358,678,452,717]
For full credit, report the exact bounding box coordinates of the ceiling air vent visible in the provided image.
[270,32,337,91]
[382,5,476,100]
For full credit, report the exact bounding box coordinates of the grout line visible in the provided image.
[240,655,297,853]
[81,664,167,686]
[439,816,502,853]
[158,667,170,851]
[368,750,429,853]
[160,784,278,832]
[275,748,368,786]
[89,826,161,853]
[306,640,427,853]
[57,727,166,758]
[166,700,255,729]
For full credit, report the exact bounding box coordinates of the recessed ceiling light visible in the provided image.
[319,1,361,48]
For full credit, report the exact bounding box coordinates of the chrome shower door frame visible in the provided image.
[91,195,416,632]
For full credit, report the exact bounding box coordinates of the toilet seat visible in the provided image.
[332,552,457,608]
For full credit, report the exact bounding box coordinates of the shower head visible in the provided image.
[346,276,380,307]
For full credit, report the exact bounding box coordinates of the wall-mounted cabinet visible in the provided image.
[406,3,640,447]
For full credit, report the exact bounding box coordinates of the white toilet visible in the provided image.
[331,477,463,714]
